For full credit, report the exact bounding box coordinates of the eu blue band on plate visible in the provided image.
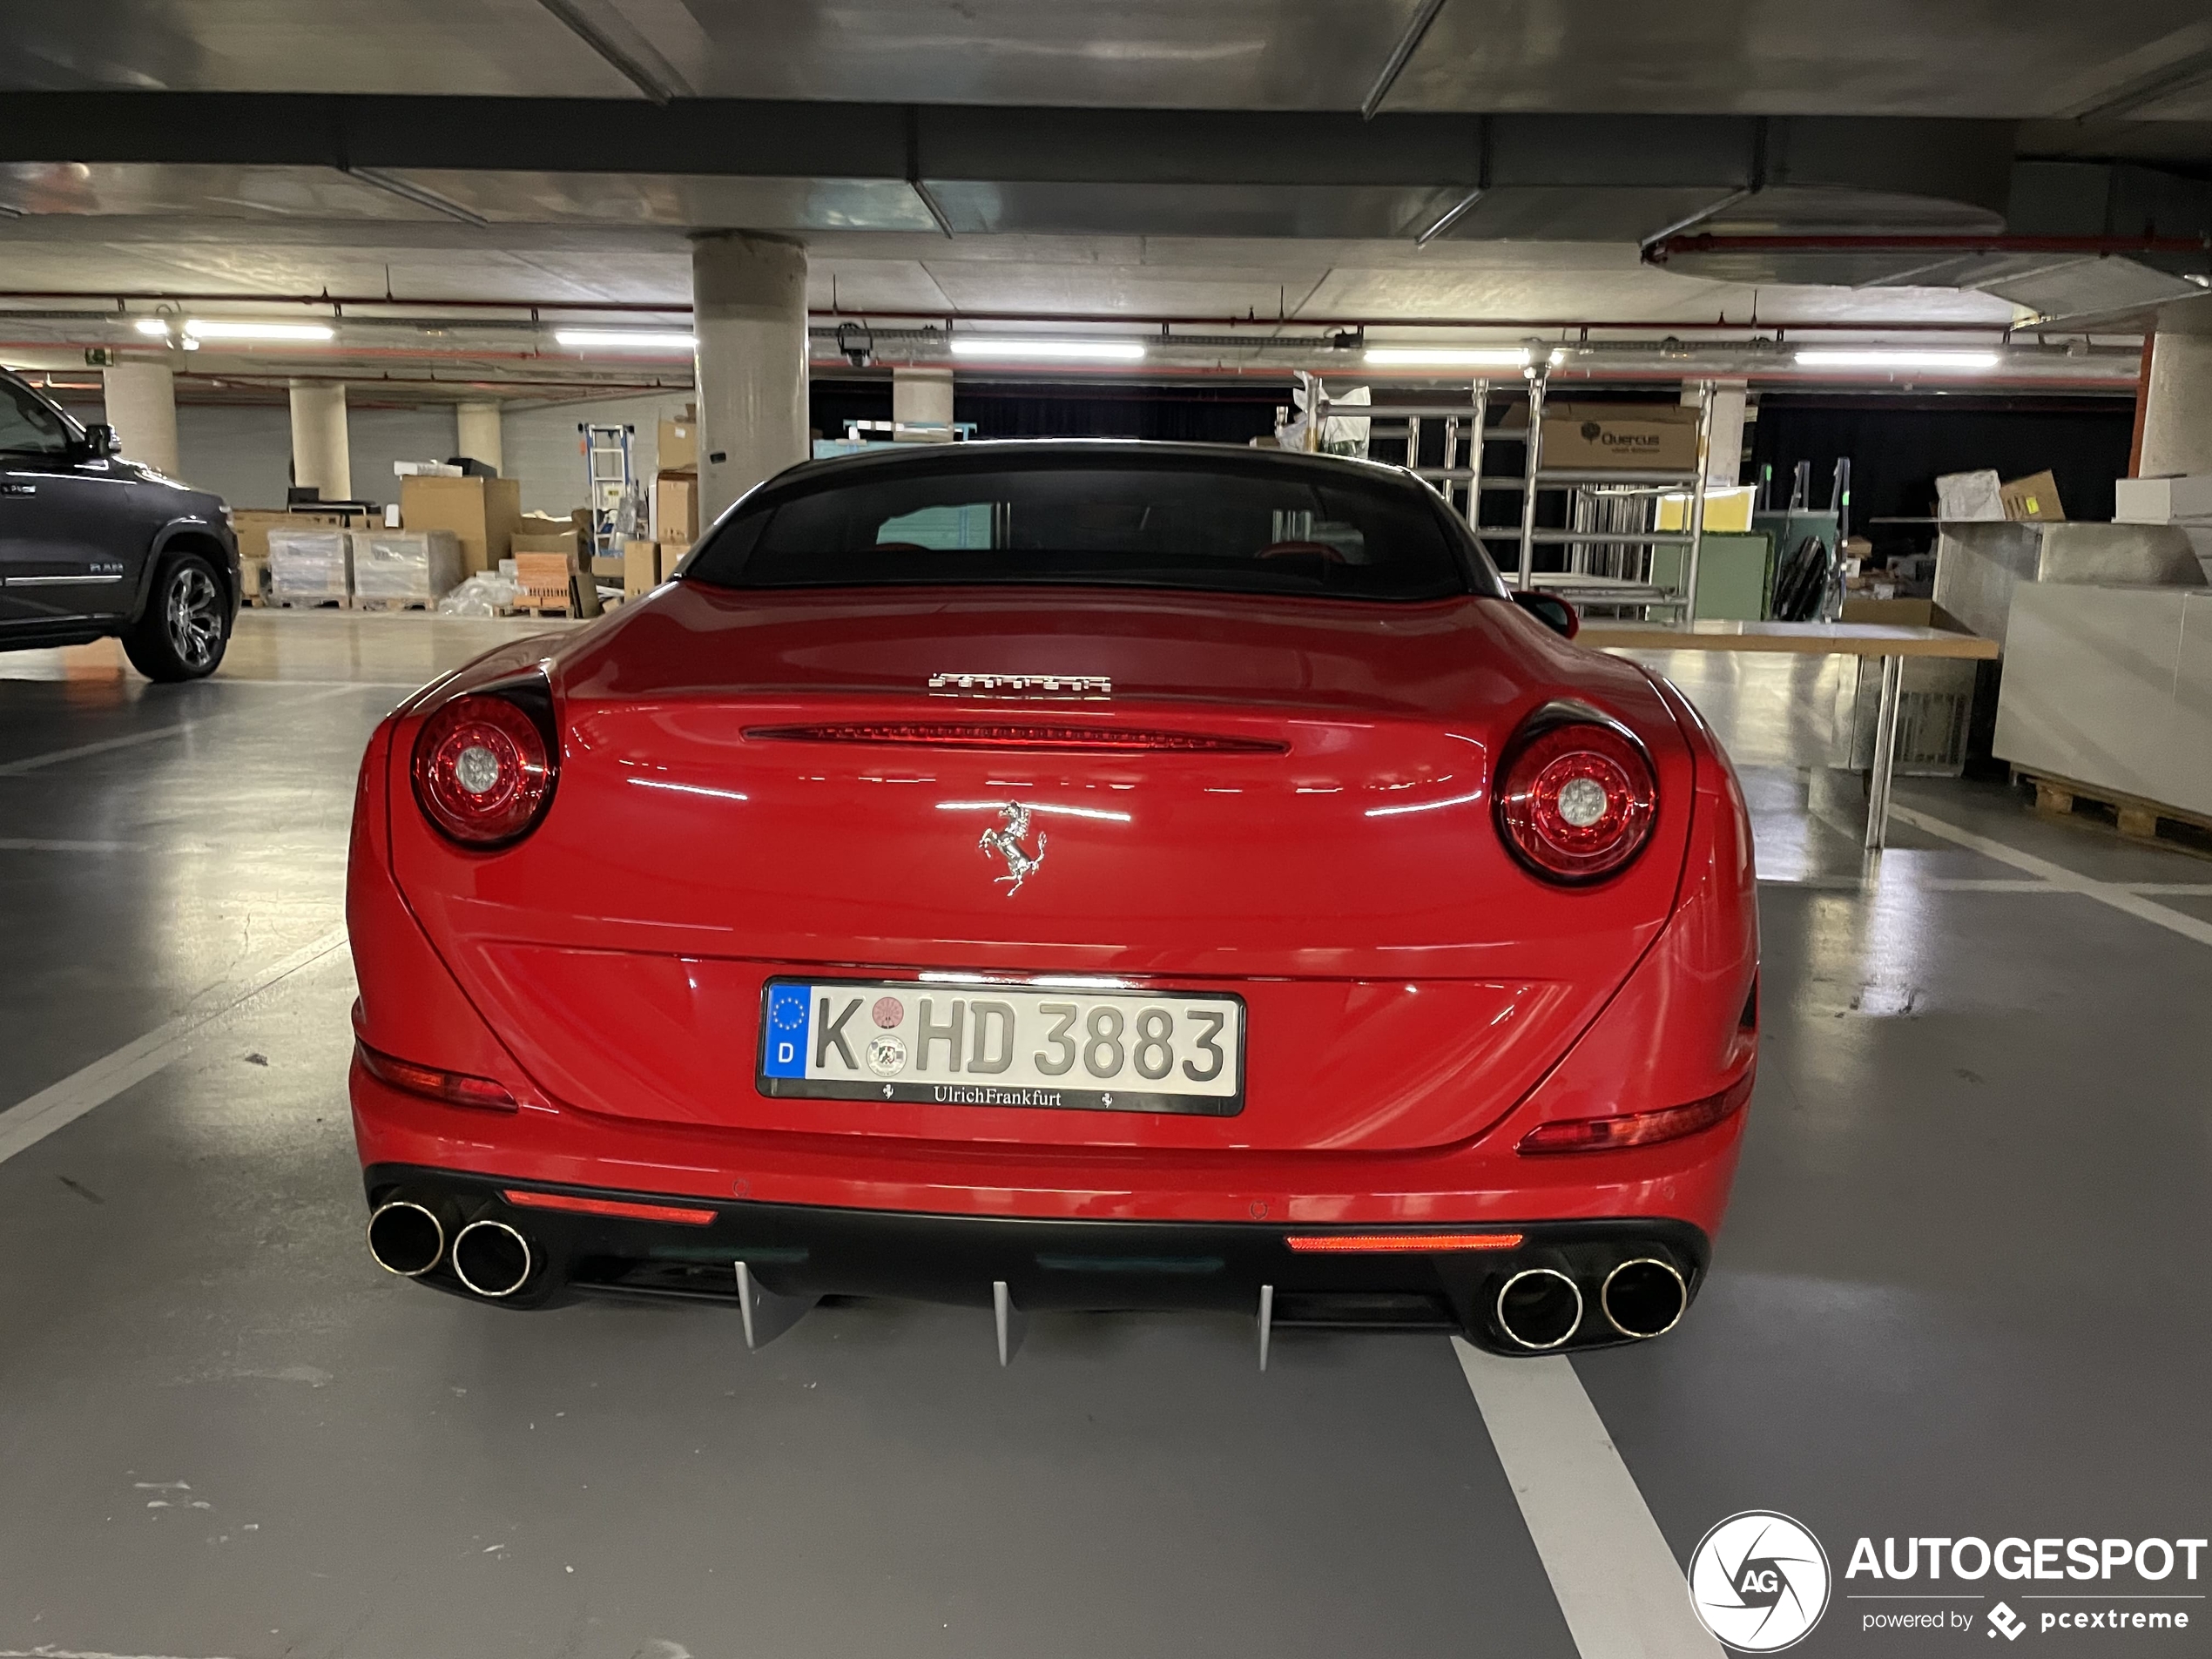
[761,983,812,1076]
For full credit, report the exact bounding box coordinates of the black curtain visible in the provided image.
[1749,395,2135,552]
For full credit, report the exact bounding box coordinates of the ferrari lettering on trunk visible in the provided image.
[758,980,1245,1116]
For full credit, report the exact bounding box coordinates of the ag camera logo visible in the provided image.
[1689,1511,1831,1651]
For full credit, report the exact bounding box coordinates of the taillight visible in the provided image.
[411,691,556,847]
[356,1042,517,1111]
[1516,1070,1752,1155]
[1494,711,1656,883]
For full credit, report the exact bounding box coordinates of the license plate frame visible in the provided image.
[756,978,1247,1116]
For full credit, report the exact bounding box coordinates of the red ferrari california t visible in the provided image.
[348,440,1757,1357]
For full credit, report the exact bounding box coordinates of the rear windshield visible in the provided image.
[685,452,1488,602]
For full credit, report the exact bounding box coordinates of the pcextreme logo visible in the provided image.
[1689,1511,1833,1651]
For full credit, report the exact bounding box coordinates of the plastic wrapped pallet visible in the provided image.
[266,528,352,602]
[354,529,462,604]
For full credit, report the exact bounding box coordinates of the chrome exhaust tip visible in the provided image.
[451,1218,535,1299]
[1495,1266,1583,1351]
[366,1200,446,1278]
[1600,1258,1687,1339]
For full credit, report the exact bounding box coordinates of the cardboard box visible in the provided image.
[2115,473,2212,523]
[1534,402,1700,472]
[398,475,523,576]
[658,541,690,583]
[658,416,698,474]
[653,473,698,544]
[590,555,625,581]
[1839,597,1975,633]
[512,550,576,607]
[624,539,660,599]
[511,530,580,557]
[1936,469,2006,522]
[2000,469,2065,523]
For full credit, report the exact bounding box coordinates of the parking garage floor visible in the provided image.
[2,613,2208,1659]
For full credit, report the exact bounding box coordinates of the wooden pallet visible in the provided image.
[259,594,352,610]
[512,597,573,617]
[352,597,434,612]
[2018,767,2212,860]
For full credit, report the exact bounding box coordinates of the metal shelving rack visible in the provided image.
[579,422,640,562]
[1322,377,1719,617]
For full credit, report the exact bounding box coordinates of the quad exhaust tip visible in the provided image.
[1601,1258,1687,1339]
[1495,1266,1583,1351]
[451,1218,534,1298]
[366,1200,445,1278]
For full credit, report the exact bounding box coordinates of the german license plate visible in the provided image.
[757,980,1245,1116]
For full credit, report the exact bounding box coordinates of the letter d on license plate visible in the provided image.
[758,979,1245,1116]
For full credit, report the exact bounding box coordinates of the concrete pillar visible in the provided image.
[691,231,808,522]
[2137,329,2212,478]
[288,381,352,502]
[455,401,504,475]
[892,366,955,440]
[102,361,179,478]
[1704,384,1748,486]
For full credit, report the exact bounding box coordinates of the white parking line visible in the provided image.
[0,682,378,779]
[1889,806,2212,948]
[0,925,347,1166]
[0,722,195,776]
[1453,1339,1721,1659]
[0,837,146,853]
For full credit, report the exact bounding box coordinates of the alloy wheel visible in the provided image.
[165,563,224,671]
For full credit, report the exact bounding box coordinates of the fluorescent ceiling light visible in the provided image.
[180,320,336,341]
[1364,347,1531,368]
[1794,348,2000,370]
[132,318,172,336]
[948,338,1147,361]
[554,329,698,352]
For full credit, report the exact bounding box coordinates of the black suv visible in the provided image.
[0,367,239,680]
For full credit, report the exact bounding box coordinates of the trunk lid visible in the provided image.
[392,583,1694,1152]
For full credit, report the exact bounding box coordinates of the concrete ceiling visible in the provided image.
[9,2,2212,118]
[3,3,2209,388]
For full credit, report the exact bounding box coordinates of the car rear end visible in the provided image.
[347,444,1757,1353]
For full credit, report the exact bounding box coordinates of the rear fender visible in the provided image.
[1493,671,1758,1135]
[347,719,536,1092]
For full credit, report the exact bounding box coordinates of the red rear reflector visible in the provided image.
[745,723,1286,754]
[1285,1231,1525,1253]
[356,1042,516,1112]
[1516,1070,1754,1156]
[500,1190,718,1226]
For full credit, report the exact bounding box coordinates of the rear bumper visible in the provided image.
[365,1160,1710,1354]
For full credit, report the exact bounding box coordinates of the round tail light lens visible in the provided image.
[1495,718,1656,882]
[411,693,556,847]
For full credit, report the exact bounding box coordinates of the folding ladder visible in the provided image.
[579,423,640,562]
